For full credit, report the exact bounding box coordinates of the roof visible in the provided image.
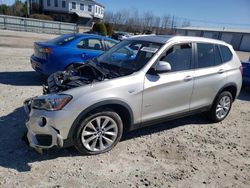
[73,11,92,18]
[129,35,229,45]
[176,27,250,34]
[128,35,172,44]
[86,0,105,7]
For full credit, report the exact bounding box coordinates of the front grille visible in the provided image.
[36,134,52,146]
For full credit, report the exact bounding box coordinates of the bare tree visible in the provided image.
[182,19,191,27]
[103,8,191,34]
[161,14,171,28]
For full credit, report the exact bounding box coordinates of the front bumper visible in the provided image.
[24,98,72,151]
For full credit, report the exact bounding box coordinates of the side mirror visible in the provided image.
[155,61,171,73]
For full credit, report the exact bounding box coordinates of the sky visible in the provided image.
[2,0,250,29]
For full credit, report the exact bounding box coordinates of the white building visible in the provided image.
[30,0,104,25]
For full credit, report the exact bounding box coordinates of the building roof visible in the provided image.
[87,0,105,7]
[176,26,250,34]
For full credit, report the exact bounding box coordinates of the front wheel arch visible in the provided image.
[67,100,134,142]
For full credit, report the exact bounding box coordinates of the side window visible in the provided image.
[77,39,103,51]
[220,45,233,62]
[197,43,215,68]
[104,40,117,50]
[160,43,192,72]
[214,45,222,66]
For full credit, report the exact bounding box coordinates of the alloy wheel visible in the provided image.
[81,116,118,152]
[215,96,231,120]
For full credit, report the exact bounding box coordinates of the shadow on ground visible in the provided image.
[0,71,46,86]
[0,104,211,172]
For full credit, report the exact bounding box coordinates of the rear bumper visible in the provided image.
[30,55,50,76]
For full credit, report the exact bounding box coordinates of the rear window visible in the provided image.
[47,34,77,45]
[220,45,233,62]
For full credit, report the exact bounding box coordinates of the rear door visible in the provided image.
[190,43,228,110]
[76,38,105,60]
[142,43,195,122]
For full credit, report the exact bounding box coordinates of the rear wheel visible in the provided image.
[208,91,233,123]
[74,110,123,155]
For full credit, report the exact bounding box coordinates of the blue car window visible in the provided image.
[104,40,117,50]
[77,38,104,51]
[47,34,76,46]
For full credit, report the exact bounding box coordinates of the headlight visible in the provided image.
[32,94,72,111]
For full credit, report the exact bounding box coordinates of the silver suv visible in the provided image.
[24,35,242,154]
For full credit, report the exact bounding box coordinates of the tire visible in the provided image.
[73,109,123,155]
[208,91,233,123]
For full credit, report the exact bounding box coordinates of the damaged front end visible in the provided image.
[43,62,109,94]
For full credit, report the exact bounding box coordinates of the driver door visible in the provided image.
[142,43,195,123]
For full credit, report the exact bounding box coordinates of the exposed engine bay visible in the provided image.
[43,60,133,94]
[43,62,106,94]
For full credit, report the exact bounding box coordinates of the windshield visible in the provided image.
[96,40,163,75]
[47,34,77,45]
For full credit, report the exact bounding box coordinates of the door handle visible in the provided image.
[184,76,193,81]
[218,69,225,74]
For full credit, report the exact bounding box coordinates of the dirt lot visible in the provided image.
[0,30,250,188]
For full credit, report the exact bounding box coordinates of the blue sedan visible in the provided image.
[30,34,118,76]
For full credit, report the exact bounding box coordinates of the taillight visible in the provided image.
[39,47,52,54]
[239,65,243,75]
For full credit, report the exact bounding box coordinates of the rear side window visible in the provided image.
[220,45,233,62]
[160,43,192,72]
[77,38,104,50]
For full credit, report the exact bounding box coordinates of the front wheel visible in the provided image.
[208,91,233,123]
[73,110,123,155]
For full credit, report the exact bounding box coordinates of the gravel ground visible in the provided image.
[0,30,250,188]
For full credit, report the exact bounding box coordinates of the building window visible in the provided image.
[99,7,101,14]
[54,0,58,7]
[47,0,50,6]
[95,6,98,13]
[72,2,76,9]
[80,3,84,10]
[88,5,92,12]
[101,8,104,15]
[62,1,66,8]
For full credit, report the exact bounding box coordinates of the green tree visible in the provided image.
[104,23,114,36]
[0,4,8,15]
[92,22,107,36]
